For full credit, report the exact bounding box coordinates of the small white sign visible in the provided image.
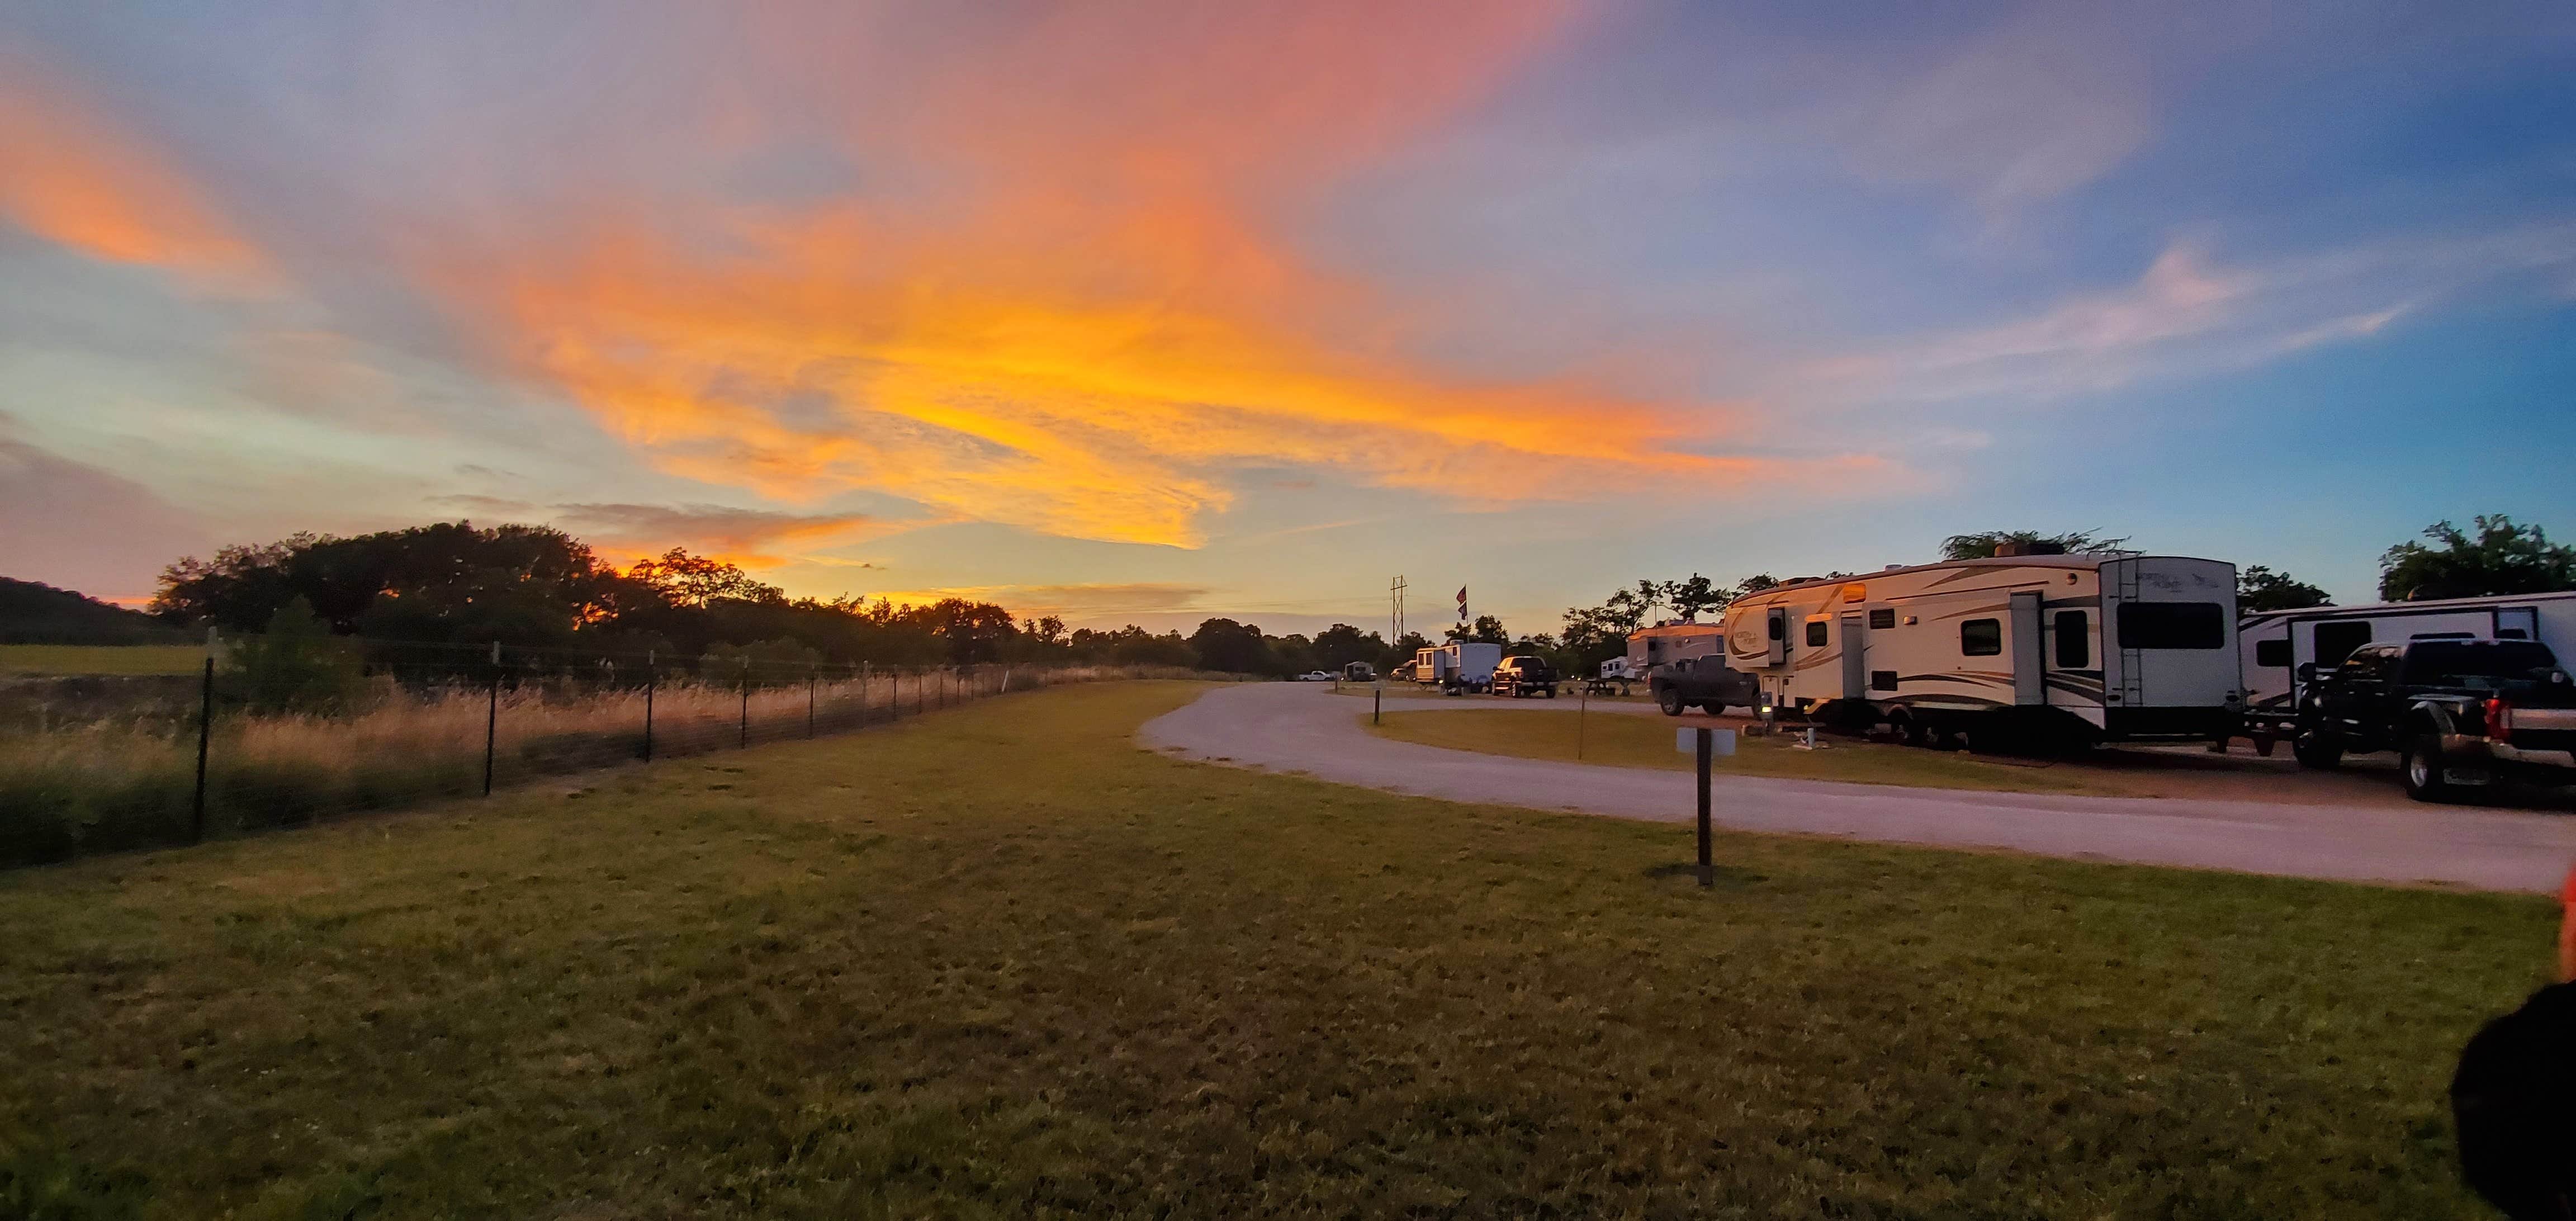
[1676,727,1737,757]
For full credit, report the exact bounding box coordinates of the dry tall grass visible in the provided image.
[0,664,1232,866]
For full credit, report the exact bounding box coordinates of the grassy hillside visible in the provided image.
[0,682,2549,1217]
[0,577,182,645]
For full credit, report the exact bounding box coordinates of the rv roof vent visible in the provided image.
[1992,541,2068,557]
[1883,564,1903,571]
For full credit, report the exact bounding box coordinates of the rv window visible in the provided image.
[2313,621,2372,667]
[1867,608,1895,630]
[2254,639,2290,668]
[1805,620,1827,647]
[1961,619,2001,656]
[1871,670,1898,691]
[2053,610,2089,668]
[2116,603,2224,650]
[2499,628,2530,640]
[1765,614,1783,641]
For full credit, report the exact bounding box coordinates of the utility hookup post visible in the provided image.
[1578,682,1588,760]
[1675,725,1737,888]
[1373,682,1382,725]
[484,640,500,797]
[191,630,215,844]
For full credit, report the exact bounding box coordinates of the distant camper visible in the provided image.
[1413,641,1502,692]
[2239,590,2576,716]
[1718,546,2243,747]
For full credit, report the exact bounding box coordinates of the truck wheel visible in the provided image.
[2290,731,2343,770]
[1543,687,1556,698]
[2401,736,2456,803]
[1659,688,1685,716]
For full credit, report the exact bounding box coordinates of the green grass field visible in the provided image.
[0,682,2550,1217]
[1368,706,2116,795]
[0,644,205,676]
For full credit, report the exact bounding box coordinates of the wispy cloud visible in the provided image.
[863,581,1213,619]
[1810,222,2576,405]
[424,495,897,566]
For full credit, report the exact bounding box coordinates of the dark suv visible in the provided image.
[1491,655,1557,698]
[2293,638,2576,801]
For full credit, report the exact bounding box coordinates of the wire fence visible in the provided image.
[1,637,1245,868]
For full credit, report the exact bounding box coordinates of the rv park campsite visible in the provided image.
[2,680,2563,1217]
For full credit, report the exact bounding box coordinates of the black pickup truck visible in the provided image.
[2291,638,2576,801]
[1650,655,1759,717]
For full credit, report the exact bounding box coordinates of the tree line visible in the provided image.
[135,521,1438,680]
[28,512,2569,685]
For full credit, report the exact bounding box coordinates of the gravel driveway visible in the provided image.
[1140,682,2576,894]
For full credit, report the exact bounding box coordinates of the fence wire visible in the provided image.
[2,642,1233,868]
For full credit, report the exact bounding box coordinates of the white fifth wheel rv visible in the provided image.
[1718,552,2243,745]
[2239,590,2576,717]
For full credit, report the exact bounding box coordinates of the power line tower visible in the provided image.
[1390,575,1407,644]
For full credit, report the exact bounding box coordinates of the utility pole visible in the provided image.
[1390,575,1406,643]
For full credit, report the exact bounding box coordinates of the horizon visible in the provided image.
[5,2,2574,635]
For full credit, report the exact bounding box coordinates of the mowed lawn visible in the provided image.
[0,683,2551,1217]
[1369,705,2111,796]
[0,644,205,676]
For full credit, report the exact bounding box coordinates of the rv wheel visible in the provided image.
[1893,716,1929,747]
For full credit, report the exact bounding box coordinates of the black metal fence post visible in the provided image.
[643,654,656,762]
[483,640,500,797]
[1373,683,1382,725]
[738,661,750,749]
[191,654,214,843]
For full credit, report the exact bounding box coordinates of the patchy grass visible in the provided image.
[1369,706,2111,795]
[0,645,205,676]
[0,682,2549,1217]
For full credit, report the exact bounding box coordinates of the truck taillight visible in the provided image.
[2484,698,2512,744]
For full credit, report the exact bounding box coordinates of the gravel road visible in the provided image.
[1139,682,2576,894]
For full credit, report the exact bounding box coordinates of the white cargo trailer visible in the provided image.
[1717,552,2243,745]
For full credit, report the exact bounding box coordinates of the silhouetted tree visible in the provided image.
[2380,516,2576,601]
[2238,565,2331,612]
[1940,529,2129,560]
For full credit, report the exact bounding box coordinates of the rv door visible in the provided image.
[2010,590,2045,706]
[1839,612,1866,699]
[1765,607,1788,666]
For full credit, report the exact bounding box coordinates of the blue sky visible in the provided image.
[1,0,2570,635]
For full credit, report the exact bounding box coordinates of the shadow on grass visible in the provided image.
[1642,862,1768,888]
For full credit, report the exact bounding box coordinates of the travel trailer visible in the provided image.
[1625,621,1725,674]
[2239,590,2576,717]
[1413,641,1502,690]
[1718,551,2243,745]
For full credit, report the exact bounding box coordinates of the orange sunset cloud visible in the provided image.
[0,53,264,284]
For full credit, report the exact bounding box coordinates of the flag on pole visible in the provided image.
[1456,586,1468,619]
